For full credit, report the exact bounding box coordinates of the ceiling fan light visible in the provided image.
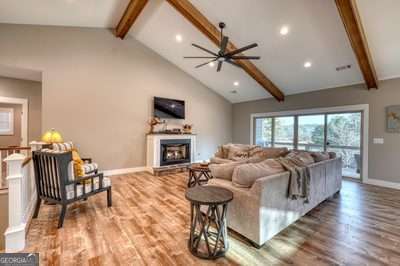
[209,62,215,67]
[280,26,290,36]
[304,61,312,68]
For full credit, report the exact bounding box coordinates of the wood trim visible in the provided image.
[0,146,31,151]
[22,157,32,167]
[335,0,378,89]
[115,0,149,39]
[166,0,285,101]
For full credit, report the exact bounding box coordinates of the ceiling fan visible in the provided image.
[184,22,260,72]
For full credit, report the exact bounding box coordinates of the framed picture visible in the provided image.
[386,105,400,133]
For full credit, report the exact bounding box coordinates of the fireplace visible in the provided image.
[160,139,191,166]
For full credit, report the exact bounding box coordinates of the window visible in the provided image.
[254,117,272,147]
[0,108,13,135]
[274,116,294,149]
[298,115,325,151]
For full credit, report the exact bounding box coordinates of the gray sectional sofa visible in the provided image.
[207,144,342,247]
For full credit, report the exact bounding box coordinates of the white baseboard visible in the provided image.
[5,223,26,252]
[364,178,400,190]
[102,166,151,177]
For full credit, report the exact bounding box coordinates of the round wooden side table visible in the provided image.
[185,185,233,259]
[187,164,212,187]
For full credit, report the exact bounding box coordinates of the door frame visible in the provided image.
[250,104,369,182]
[0,96,28,147]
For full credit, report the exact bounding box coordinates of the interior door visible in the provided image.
[326,112,362,178]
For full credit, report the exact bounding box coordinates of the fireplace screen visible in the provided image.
[160,139,191,166]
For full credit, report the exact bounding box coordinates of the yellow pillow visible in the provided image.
[72,148,85,178]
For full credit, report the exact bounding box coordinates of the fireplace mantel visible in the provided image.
[146,134,196,172]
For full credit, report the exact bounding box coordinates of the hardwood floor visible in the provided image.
[24,172,400,265]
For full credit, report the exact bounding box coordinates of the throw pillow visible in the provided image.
[71,148,85,178]
[227,145,249,160]
[285,150,315,165]
[328,152,337,159]
[310,152,330,162]
[250,147,289,161]
[214,146,225,158]
[53,141,74,152]
[232,159,285,188]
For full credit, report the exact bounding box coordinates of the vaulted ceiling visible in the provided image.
[0,0,399,103]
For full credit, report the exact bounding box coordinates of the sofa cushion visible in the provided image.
[209,161,247,181]
[310,152,330,162]
[232,159,285,188]
[328,152,337,159]
[83,163,98,174]
[285,150,315,165]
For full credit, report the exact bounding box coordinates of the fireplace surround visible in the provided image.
[160,139,191,166]
[146,134,196,172]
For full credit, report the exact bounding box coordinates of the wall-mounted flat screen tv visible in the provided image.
[154,97,185,119]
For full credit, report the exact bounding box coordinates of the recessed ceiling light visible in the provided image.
[304,61,312,68]
[233,81,239,87]
[209,62,215,67]
[175,34,183,43]
[280,26,290,36]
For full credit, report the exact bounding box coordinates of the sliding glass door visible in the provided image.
[326,113,361,178]
[253,111,362,179]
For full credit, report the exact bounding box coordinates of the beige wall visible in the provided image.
[0,77,42,143]
[233,78,400,183]
[0,103,22,147]
[0,24,232,170]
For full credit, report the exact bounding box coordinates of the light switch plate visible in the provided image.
[373,138,384,144]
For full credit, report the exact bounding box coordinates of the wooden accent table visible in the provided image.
[187,163,212,187]
[185,185,233,259]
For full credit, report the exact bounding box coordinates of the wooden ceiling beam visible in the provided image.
[166,0,285,101]
[335,0,378,89]
[115,0,149,39]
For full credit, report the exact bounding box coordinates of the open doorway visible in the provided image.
[0,103,24,147]
[0,96,28,189]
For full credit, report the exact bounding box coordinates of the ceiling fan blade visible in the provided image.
[220,36,229,54]
[195,59,217,68]
[230,56,260,60]
[226,59,241,68]
[225,43,258,57]
[192,43,218,56]
[217,61,223,72]
[184,56,217,59]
